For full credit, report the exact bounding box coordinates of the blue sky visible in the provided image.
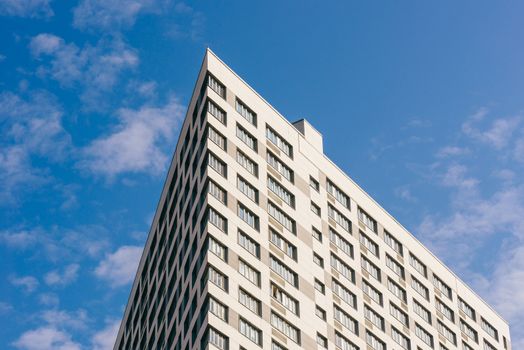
[1,0,524,348]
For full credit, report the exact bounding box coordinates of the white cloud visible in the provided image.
[436,146,469,158]
[44,264,79,287]
[0,0,53,18]
[0,226,110,262]
[29,34,139,110]
[462,107,521,150]
[0,229,37,248]
[10,275,39,293]
[13,327,81,350]
[79,96,184,179]
[0,91,70,202]
[94,245,142,287]
[92,320,120,350]
[40,309,88,330]
[73,0,169,31]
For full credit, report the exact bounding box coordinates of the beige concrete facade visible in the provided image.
[113,49,511,350]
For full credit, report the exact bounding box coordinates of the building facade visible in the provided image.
[113,50,511,350]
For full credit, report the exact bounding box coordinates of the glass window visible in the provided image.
[236,123,257,151]
[270,312,300,344]
[237,150,258,177]
[269,228,297,260]
[266,126,293,158]
[238,230,260,258]
[237,176,259,203]
[358,207,377,233]
[238,203,259,231]
[239,288,261,315]
[239,318,262,345]
[208,74,226,98]
[267,151,293,183]
[268,176,295,207]
[270,255,298,287]
[327,179,350,209]
[328,204,351,232]
[236,99,257,126]
[239,259,260,286]
[268,201,296,234]
[334,305,358,334]
[271,283,299,315]
[329,228,353,257]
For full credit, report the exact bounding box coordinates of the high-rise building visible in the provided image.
[113,50,511,350]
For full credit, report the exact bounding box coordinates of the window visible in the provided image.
[327,179,350,209]
[484,340,497,350]
[335,331,358,350]
[208,74,225,98]
[413,299,431,324]
[237,150,258,177]
[311,201,321,216]
[209,296,228,321]
[366,331,385,350]
[239,288,261,315]
[463,342,474,350]
[270,312,300,344]
[208,236,227,261]
[207,99,226,124]
[390,302,409,327]
[363,279,383,305]
[208,180,226,204]
[267,151,293,182]
[269,228,297,260]
[270,255,298,287]
[328,204,351,232]
[316,333,327,348]
[236,99,257,126]
[433,275,452,300]
[364,304,385,330]
[268,201,296,234]
[384,231,403,256]
[239,259,260,286]
[388,278,407,303]
[237,176,259,203]
[481,318,498,341]
[411,276,429,300]
[238,230,260,258]
[392,327,410,350]
[208,327,228,350]
[334,305,358,334]
[267,176,295,207]
[271,283,299,315]
[238,203,259,231]
[437,320,457,345]
[208,265,228,291]
[208,152,227,177]
[208,207,227,232]
[436,298,454,322]
[208,125,226,150]
[409,253,427,278]
[272,341,287,350]
[358,207,377,233]
[361,255,381,281]
[330,228,353,257]
[315,305,326,320]
[239,318,262,345]
[314,278,325,294]
[309,176,319,191]
[386,254,405,279]
[415,323,434,348]
[332,278,357,309]
[460,319,478,343]
[236,124,257,151]
[266,126,292,158]
[313,253,324,267]
[331,253,355,283]
[458,297,476,321]
[313,227,322,242]
[360,231,379,257]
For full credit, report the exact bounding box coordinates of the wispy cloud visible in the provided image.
[13,326,81,350]
[94,245,142,287]
[29,34,139,111]
[10,275,39,293]
[44,264,80,287]
[0,90,70,202]
[0,0,53,18]
[73,0,170,32]
[79,96,184,179]
[92,319,121,350]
